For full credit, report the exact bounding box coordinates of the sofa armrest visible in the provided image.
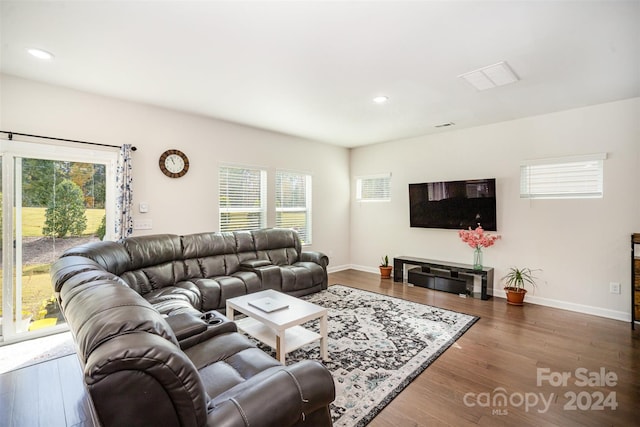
[207,360,335,427]
[240,259,273,269]
[85,333,208,427]
[300,251,329,268]
[166,311,237,350]
[166,313,207,341]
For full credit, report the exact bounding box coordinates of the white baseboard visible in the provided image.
[327,264,355,274]
[347,264,379,275]
[341,265,631,323]
[492,290,631,323]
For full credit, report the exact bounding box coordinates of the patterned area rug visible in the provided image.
[253,285,479,427]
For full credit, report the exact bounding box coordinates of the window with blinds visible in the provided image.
[219,166,267,231]
[520,154,606,199]
[356,174,391,201]
[276,171,312,244]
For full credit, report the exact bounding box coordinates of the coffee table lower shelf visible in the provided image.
[236,317,322,357]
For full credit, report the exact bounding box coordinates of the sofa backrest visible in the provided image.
[181,231,244,277]
[119,234,184,294]
[252,228,301,265]
[59,228,304,297]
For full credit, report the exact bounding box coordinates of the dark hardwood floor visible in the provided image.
[1,269,637,426]
[0,353,95,427]
[329,269,639,427]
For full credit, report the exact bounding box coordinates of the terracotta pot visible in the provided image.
[379,266,392,279]
[504,287,527,305]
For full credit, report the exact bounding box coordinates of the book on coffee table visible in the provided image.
[248,297,289,313]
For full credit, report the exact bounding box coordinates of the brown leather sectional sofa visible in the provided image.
[50,228,335,427]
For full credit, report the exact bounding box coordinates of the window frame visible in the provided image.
[275,170,312,245]
[218,164,267,232]
[355,173,391,202]
[520,153,606,199]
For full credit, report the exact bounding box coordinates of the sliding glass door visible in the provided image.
[1,139,116,342]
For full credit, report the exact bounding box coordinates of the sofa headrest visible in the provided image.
[252,228,300,252]
[62,241,132,275]
[51,255,110,293]
[181,232,236,258]
[234,230,255,252]
[121,234,182,270]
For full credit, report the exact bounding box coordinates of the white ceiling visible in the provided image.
[1,1,639,148]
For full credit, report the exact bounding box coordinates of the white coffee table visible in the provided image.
[226,290,329,364]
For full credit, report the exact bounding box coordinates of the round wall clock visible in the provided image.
[159,149,189,178]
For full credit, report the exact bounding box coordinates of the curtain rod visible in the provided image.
[0,130,137,151]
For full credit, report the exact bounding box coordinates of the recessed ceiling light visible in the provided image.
[27,48,54,60]
[372,96,389,104]
[458,61,519,91]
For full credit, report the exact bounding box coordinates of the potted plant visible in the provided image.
[502,267,539,305]
[379,255,392,279]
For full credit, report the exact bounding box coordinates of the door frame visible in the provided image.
[1,138,117,344]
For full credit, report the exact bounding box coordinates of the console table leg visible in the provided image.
[393,258,403,282]
[320,314,329,361]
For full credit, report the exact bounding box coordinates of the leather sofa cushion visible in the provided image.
[280,263,326,292]
[185,333,282,395]
[252,228,302,266]
[193,272,262,311]
[182,232,236,258]
[252,228,299,252]
[122,234,183,270]
[51,256,127,293]
[257,247,300,266]
[119,261,189,295]
[198,254,240,277]
[62,281,179,362]
[61,241,132,275]
[144,285,202,316]
[234,230,255,252]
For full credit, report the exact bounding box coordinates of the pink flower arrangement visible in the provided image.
[458,225,501,249]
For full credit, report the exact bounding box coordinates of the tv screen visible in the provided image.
[409,178,497,231]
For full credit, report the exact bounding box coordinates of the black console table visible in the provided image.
[393,256,494,300]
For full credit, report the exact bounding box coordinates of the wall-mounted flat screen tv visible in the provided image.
[409,178,497,231]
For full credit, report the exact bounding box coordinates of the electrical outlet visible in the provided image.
[134,219,153,230]
[609,282,621,294]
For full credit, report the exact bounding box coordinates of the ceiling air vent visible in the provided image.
[434,122,455,128]
[458,61,519,91]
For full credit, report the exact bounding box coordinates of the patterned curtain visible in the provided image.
[115,144,134,239]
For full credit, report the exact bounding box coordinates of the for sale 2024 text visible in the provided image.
[537,367,618,411]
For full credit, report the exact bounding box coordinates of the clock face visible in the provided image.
[159,149,189,178]
[164,154,184,173]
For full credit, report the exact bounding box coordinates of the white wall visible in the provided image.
[3,73,638,320]
[0,74,352,269]
[350,98,640,321]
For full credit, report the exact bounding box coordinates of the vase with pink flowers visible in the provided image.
[458,224,501,270]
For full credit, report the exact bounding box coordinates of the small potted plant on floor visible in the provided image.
[502,267,539,305]
[379,255,392,279]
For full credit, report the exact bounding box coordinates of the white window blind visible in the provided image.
[219,166,266,231]
[520,154,606,199]
[276,171,312,244]
[356,174,391,201]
